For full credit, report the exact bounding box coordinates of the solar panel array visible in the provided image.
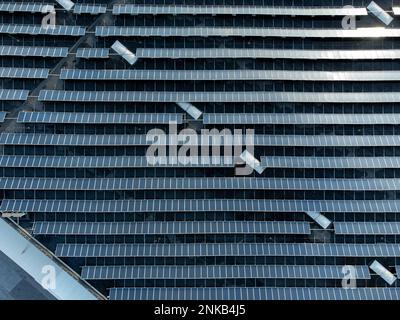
[1,0,400,301]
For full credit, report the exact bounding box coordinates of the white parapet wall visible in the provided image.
[0,218,103,300]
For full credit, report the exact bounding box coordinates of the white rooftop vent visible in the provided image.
[1,212,26,218]
[369,260,397,285]
[305,211,332,229]
[111,41,138,65]
[367,1,393,25]
[176,102,202,120]
[55,0,75,11]
[239,150,266,174]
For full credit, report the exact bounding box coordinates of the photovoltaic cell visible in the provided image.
[38,90,400,103]
[76,48,109,59]
[0,24,85,36]
[335,222,400,235]
[204,113,400,125]
[0,156,233,168]
[2,177,399,191]
[33,221,310,235]
[136,48,400,60]
[1,134,399,147]
[0,67,49,79]
[60,69,400,81]
[109,287,400,300]
[4,199,400,213]
[95,26,400,38]
[55,243,400,257]
[112,5,367,16]
[17,112,183,124]
[73,4,106,15]
[262,157,400,168]
[0,89,29,101]
[81,265,369,280]
[0,46,68,57]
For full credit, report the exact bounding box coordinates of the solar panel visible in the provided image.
[81,265,369,280]
[136,48,400,60]
[3,177,398,191]
[111,41,138,65]
[1,134,398,147]
[112,5,367,16]
[55,243,400,257]
[33,221,310,235]
[0,67,49,79]
[0,112,6,123]
[0,46,68,57]
[4,199,400,213]
[369,260,397,285]
[55,0,74,11]
[38,90,400,103]
[262,157,400,168]
[204,113,400,125]
[0,89,29,101]
[17,112,183,124]
[0,156,233,168]
[76,48,109,59]
[95,26,400,38]
[61,69,400,81]
[335,222,400,235]
[73,4,106,15]
[0,24,85,36]
[109,287,400,300]
[0,3,48,13]
[367,1,393,26]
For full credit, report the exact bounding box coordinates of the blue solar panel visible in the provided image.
[0,89,29,101]
[136,48,400,60]
[81,265,370,280]
[33,221,311,235]
[0,46,68,57]
[335,222,400,235]
[76,48,109,59]
[112,5,367,17]
[2,177,399,191]
[17,112,183,124]
[0,24,85,36]
[4,199,400,213]
[55,243,400,257]
[0,156,233,168]
[109,287,400,300]
[38,90,400,103]
[95,26,400,38]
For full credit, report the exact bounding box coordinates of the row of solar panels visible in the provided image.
[11,91,400,104]
[59,69,400,81]
[5,47,400,60]
[1,134,400,148]
[3,177,400,191]
[0,3,373,17]
[0,156,399,168]
[32,221,311,235]
[95,26,400,38]
[37,91,400,103]
[31,221,400,236]
[3,199,400,213]
[17,111,400,125]
[4,25,400,38]
[55,243,400,257]
[17,112,183,124]
[109,287,400,300]
[14,89,400,103]
[0,3,106,15]
[80,265,371,280]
